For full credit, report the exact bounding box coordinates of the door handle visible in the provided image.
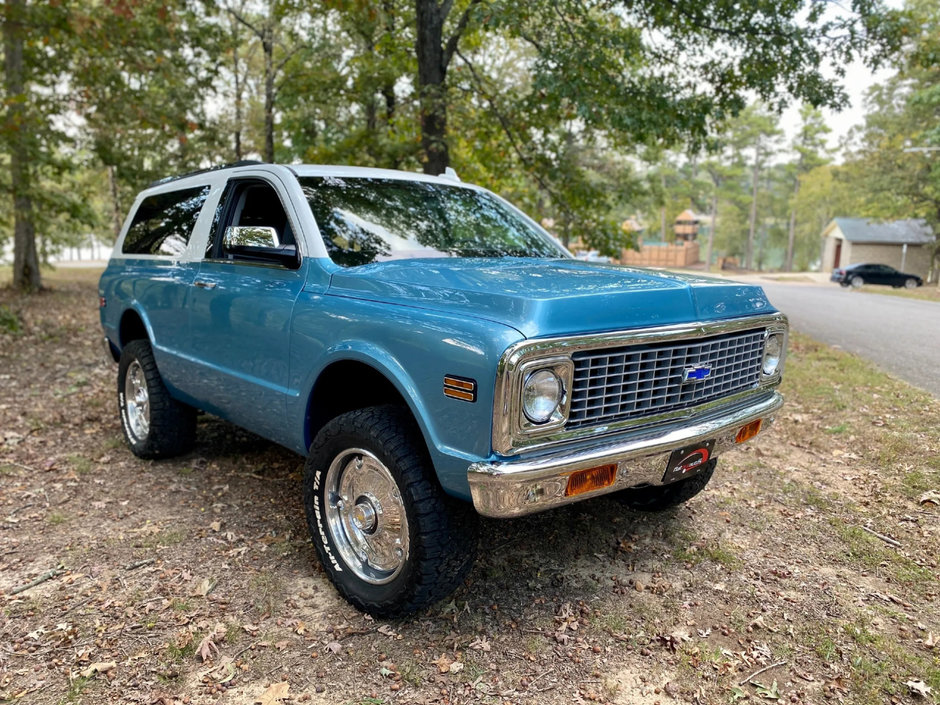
[194,280,217,289]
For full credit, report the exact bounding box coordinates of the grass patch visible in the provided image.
[830,521,890,569]
[0,304,22,335]
[67,454,94,474]
[857,284,940,303]
[61,675,92,703]
[48,511,69,526]
[249,573,283,617]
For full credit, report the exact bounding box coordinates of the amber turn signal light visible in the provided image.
[565,464,617,497]
[735,419,763,443]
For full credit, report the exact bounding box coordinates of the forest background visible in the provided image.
[1,0,938,292]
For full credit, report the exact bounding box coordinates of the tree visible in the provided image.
[785,107,831,271]
[837,0,939,278]
[725,105,781,270]
[415,0,482,175]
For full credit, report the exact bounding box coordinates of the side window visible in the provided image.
[123,185,210,256]
[207,180,296,260]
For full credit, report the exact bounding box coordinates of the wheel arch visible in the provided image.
[302,353,433,463]
[118,307,153,349]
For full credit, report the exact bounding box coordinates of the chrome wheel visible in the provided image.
[905,278,917,289]
[850,276,863,288]
[323,448,409,585]
[124,360,150,440]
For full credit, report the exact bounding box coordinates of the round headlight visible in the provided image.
[763,333,783,376]
[522,369,563,424]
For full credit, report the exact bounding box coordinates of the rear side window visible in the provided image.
[122,185,210,256]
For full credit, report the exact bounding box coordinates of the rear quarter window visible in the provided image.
[122,185,210,256]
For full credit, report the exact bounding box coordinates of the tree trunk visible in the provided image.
[705,191,717,272]
[784,177,799,271]
[262,24,275,163]
[415,0,448,175]
[108,165,123,239]
[746,143,761,271]
[4,0,41,292]
[232,16,243,160]
[659,171,666,241]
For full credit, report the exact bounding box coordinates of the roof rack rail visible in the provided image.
[147,160,266,188]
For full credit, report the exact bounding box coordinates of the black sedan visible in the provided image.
[830,263,923,289]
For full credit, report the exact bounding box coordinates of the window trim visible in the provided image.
[204,176,305,267]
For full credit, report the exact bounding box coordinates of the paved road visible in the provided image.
[755,282,940,398]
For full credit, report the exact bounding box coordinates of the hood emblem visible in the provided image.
[682,365,711,384]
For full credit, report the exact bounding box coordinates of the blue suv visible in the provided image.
[99,162,787,616]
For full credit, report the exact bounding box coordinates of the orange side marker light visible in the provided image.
[735,419,763,443]
[565,464,617,497]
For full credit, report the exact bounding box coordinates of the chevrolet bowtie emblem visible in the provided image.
[682,365,711,383]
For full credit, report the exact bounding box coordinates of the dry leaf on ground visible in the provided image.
[255,681,290,705]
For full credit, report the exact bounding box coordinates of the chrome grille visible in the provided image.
[567,329,765,429]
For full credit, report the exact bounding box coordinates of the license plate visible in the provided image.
[662,440,715,485]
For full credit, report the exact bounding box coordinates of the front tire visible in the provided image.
[850,275,864,288]
[118,340,196,459]
[905,278,918,289]
[303,405,479,617]
[612,459,717,512]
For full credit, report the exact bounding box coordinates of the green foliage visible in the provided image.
[0,0,915,280]
[0,304,22,335]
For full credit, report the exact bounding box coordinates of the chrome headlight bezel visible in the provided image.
[515,357,573,435]
[761,328,787,379]
[522,368,564,424]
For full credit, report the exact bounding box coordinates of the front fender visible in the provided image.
[288,293,524,499]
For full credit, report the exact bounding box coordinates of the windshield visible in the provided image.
[299,176,567,267]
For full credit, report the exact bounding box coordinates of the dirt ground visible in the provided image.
[1,269,938,705]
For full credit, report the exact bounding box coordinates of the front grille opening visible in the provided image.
[566,329,765,429]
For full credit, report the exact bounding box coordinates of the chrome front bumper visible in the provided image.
[468,392,783,518]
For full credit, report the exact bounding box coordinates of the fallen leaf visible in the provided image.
[449,661,464,674]
[905,680,932,698]
[209,520,222,532]
[255,681,290,705]
[919,491,940,507]
[193,577,217,597]
[325,641,342,655]
[378,624,400,638]
[197,633,219,662]
[753,680,780,700]
[468,636,491,652]
[243,623,259,634]
[433,653,454,673]
[80,661,116,678]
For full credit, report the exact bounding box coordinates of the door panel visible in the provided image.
[183,177,307,446]
[186,260,306,444]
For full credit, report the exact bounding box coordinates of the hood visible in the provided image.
[326,258,775,338]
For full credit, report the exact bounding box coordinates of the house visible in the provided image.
[821,217,935,278]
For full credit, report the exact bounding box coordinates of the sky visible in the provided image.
[779,59,897,161]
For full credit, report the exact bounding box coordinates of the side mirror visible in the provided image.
[224,225,280,249]
[223,226,300,269]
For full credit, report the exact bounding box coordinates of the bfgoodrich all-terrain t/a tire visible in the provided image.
[303,405,479,618]
[117,339,196,459]
[613,459,717,512]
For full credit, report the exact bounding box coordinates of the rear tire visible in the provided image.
[118,340,196,459]
[612,459,717,512]
[303,405,479,617]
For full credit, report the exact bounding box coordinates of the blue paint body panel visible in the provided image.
[327,258,772,337]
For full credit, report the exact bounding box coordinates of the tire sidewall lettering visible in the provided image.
[313,465,343,573]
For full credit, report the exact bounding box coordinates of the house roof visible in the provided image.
[830,217,935,245]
